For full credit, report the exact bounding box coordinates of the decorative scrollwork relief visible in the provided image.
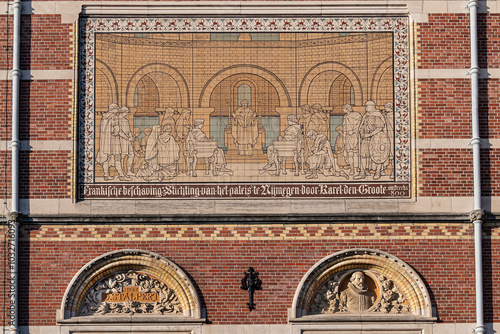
[79,270,182,316]
[308,270,409,314]
[372,275,410,314]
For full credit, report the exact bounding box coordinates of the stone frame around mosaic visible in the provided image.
[77,16,411,200]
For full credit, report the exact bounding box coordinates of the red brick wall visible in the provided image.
[416,81,500,140]
[418,149,474,196]
[484,224,500,322]
[480,148,500,196]
[0,151,12,199]
[0,8,498,331]
[0,80,73,141]
[20,15,73,70]
[0,80,13,141]
[19,151,71,198]
[416,13,500,69]
[0,15,73,70]
[0,16,13,70]
[14,223,500,325]
[418,14,471,68]
[19,80,73,141]
[479,79,500,139]
[478,14,500,68]
[417,79,473,139]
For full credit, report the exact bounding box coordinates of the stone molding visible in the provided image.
[58,249,203,323]
[3,68,500,81]
[469,209,486,222]
[290,248,434,321]
[414,68,500,79]
[2,1,498,23]
[5,138,500,152]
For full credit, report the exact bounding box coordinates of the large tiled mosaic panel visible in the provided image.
[79,17,410,199]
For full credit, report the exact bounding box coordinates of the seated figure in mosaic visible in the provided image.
[260,114,304,176]
[186,119,233,177]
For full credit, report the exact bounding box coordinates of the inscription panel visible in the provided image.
[102,287,159,303]
[77,332,192,334]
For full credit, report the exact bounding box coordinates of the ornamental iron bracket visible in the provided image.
[240,267,262,311]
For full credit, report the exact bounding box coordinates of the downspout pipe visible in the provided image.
[9,0,22,333]
[468,0,485,333]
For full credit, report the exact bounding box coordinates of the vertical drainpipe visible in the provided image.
[9,0,22,333]
[468,0,485,333]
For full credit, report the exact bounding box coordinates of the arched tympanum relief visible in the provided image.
[79,270,183,316]
[291,249,435,321]
[58,249,203,323]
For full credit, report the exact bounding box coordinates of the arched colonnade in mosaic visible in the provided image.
[95,58,393,114]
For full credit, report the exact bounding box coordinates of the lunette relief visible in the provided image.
[309,270,410,315]
[79,270,182,316]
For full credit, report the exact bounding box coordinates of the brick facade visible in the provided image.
[1,3,499,334]
[8,223,500,325]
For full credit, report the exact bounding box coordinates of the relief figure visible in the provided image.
[159,107,178,139]
[342,104,362,176]
[298,104,313,158]
[136,124,161,180]
[175,108,192,173]
[96,103,130,181]
[117,107,135,180]
[309,103,329,137]
[308,269,410,315]
[334,125,349,170]
[141,128,152,151]
[232,99,258,156]
[137,123,180,182]
[354,101,390,180]
[339,271,375,312]
[306,129,348,180]
[156,124,180,181]
[131,127,145,173]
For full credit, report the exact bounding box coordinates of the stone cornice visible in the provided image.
[12,213,471,224]
[0,1,498,24]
